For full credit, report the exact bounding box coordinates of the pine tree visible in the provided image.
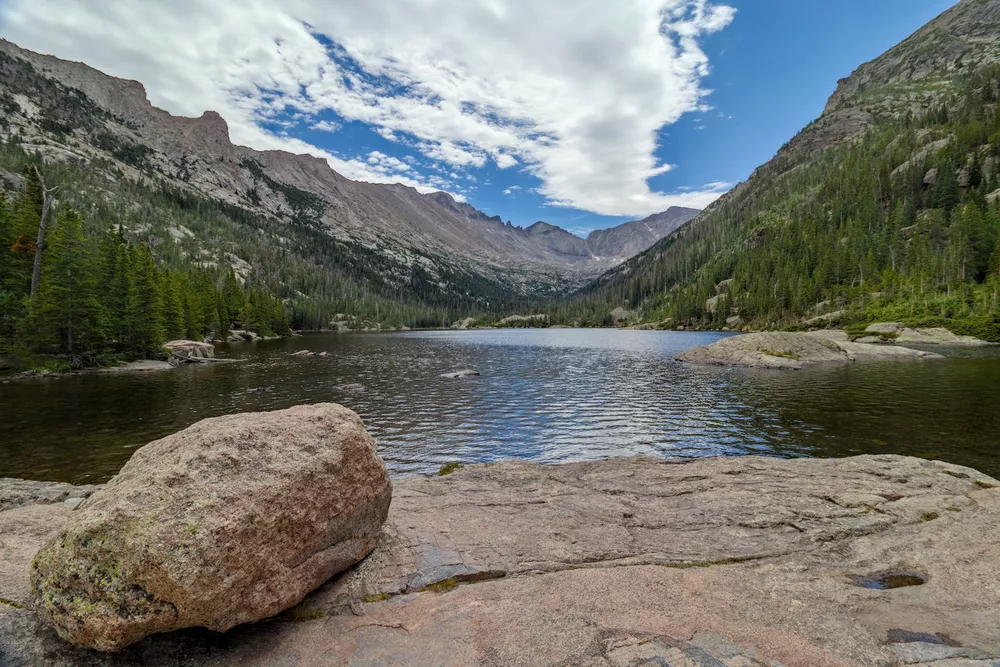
[125,243,164,358]
[98,226,131,353]
[159,270,186,341]
[26,206,104,362]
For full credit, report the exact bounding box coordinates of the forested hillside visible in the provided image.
[0,134,525,370]
[0,160,293,370]
[561,1,1000,339]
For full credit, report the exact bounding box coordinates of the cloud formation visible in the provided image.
[0,0,734,216]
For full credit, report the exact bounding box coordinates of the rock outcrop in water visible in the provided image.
[162,340,216,363]
[860,323,996,346]
[28,404,392,652]
[677,331,942,369]
[2,454,999,665]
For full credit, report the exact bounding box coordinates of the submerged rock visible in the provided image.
[29,404,392,652]
[441,369,481,379]
[677,331,941,369]
[99,360,174,373]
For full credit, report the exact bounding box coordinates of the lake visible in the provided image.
[2,329,1000,484]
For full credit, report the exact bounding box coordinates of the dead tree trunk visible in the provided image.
[29,165,58,297]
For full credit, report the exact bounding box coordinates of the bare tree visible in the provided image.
[29,165,58,297]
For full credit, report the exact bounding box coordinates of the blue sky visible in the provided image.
[439,0,957,233]
[1,0,958,235]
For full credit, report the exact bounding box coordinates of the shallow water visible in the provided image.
[2,329,999,484]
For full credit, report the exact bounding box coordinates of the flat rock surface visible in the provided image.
[2,455,999,666]
[677,331,942,369]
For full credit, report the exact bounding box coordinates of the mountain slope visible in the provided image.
[0,38,698,321]
[568,0,1000,337]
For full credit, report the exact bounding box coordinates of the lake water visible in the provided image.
[2,329,1000,484]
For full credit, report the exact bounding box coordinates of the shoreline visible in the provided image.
[2,454,999,665]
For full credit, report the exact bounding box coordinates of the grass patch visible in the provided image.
[437,462,463,476]
[0,597,24,609]
[761,349,800,361]
[419,578,458,593]
[662,556,758,569]
[973,480,997,489]
[291,607,327,622]
[921,511,940,522]
[362,592,392,603]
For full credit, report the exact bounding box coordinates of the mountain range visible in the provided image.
[0,37,697,311]
[3,0,997,337]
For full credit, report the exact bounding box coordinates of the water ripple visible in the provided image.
[3,329,1000,483]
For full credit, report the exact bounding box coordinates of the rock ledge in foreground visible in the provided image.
[29,403,392,652]
[2,454,999,666]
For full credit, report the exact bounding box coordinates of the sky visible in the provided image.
[0,0,957,236]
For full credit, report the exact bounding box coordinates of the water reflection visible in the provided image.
[2,329,999,484]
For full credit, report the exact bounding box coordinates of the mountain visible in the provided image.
[567,0,1000,338]
[585,207,700,260]
[0,38,697,328]
[507,207,701,266]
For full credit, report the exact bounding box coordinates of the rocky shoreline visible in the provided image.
[3,452,999,666]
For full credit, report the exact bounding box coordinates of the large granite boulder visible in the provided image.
[29,404,392,652]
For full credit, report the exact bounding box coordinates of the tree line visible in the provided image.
[0,166,290,370]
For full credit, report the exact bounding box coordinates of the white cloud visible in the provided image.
[0,0,735,216]
[310,119,341,132]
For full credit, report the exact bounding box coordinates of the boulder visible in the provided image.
[163,340,214,361]
[988,188,1000,204]
[864,322,904,334]
[450,317,476,330]
[705,294,721,314]
[677,331,941,370]
[803,309,845,326]
[30,404,392,652]
[715,278,734,294]
[725,315,745,329]
[609,307,632,326]
[287,350,316,357]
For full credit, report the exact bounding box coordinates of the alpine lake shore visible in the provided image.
[2,326,1000,666]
